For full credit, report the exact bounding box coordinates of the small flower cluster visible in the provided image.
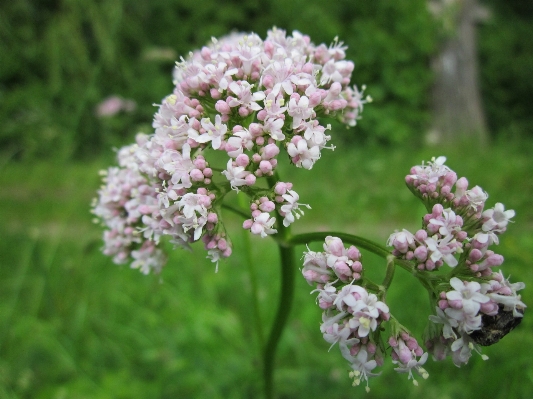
[303,236,435,391]
[93,28,368,273]
[388,157,525,367]
[389,156,515,272]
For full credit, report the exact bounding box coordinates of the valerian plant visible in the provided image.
[92,28,526,397]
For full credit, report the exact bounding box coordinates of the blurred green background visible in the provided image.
[1,0,532,398]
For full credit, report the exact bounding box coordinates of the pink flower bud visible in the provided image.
[215,100,230,114]
[243,219,253,229]
[262,75,274,88]
[346,246,360,260]
[438,299,448,309]
[223,247,232,257]
[432,204,443,216]
[469,248,483,262]
[239,107,249,117]
[308,92,322,107]
[257,110,267,120]
[351,261,362,273]
[210,88,221,99]
[190,169,204,182]
[259,160,272,174]
[235,154,250,167]
[415,229,427,241]
[414,246,428,261]
[261,143,280,159]
[217,238,227,251]
[275,182,288,195]
[249,123,263,136]
[207,213,218,224]
[245,174,256,186]
[325,236,344,256]
[259,200,275,212]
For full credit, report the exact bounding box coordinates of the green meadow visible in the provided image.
[1,141,532,398]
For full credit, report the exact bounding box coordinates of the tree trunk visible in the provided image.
[428,0,488,145]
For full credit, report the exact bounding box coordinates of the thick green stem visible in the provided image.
[263,222,294,399]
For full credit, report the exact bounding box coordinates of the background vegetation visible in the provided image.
[1,0,532,398]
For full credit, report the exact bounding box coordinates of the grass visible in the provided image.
[1,140,533,398]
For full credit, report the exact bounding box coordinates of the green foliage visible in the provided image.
[0,0,436,160]
[1,141,533,398]
[479,0,533,139]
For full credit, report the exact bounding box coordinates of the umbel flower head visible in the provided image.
[92,28,370,273]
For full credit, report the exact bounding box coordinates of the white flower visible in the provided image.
[280,190,311,227]
[482,203,515,232]
[387,229,415,253]
[189,115,228,149]
[446,277,490,315]
[428,307,458,339]
[250,212,277,238]
[287,96,313,128]
[287,139,320,169]
[465,186,488,211]
[263,117,285,141]
[221,159,251,191]
[228,81,265,111]
[348,349,380,392]
[424,234,459,267]
[393,351,429,386]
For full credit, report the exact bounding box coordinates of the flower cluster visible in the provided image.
[388,157,525,366]
[93,28,369,273]
[304,237,401,391]
[303,158,525,390]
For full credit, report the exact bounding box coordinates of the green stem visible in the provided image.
[222,203,250,220]
[238,196,265,353]
[263,221,294,399]
[380,255,397,301]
